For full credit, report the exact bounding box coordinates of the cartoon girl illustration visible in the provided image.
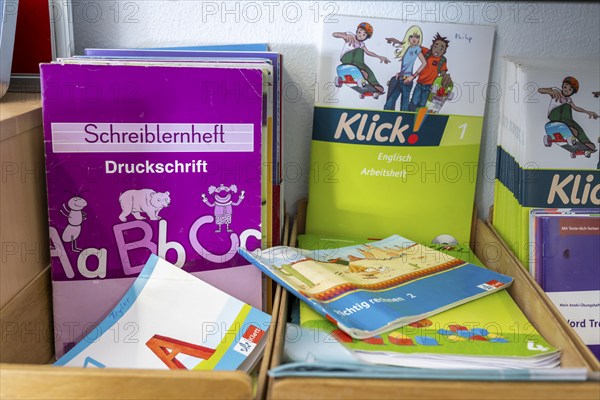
[201,184,245,233]
[333,22,390,94]
[538,77,599,157]
[384,25,426,111]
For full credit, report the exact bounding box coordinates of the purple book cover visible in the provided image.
[83,48,282,183]
[82,48,284,247]
[539,214,600,360]
[40,63,264,357]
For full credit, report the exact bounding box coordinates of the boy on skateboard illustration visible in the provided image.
[538,77,599,158]
[384,25,426,111]
[333,22,390,98]
[408,33,451,112]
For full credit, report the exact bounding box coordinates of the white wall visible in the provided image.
[72,1,600,218]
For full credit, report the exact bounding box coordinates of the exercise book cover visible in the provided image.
[41,62,264,357]
[55,255,272,371]
[306,15,494,245]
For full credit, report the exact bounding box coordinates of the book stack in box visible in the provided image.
[493,58,599,267]
[238,16,590,380]
[238,234,587,379]
[492,58,599,360]
[41,46,283,358]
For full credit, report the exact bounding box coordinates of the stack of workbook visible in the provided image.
[41,44,282,358]
[493,57,599,359]
[493,58,599,268]
[239,235,587,380]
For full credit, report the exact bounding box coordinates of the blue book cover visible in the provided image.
[239,235,513,339]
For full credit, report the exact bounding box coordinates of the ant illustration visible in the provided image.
[60,190,88,252]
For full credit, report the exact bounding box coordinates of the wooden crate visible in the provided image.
[0,93,48,308]
[264,200,600,400]
[0,94,272,400]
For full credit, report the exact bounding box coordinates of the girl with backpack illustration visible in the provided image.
[408,33,451,111]
[333,22,391,95]
[384,25,426,111]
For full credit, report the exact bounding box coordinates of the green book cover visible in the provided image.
[306,16,495,245]
[299,290,559,367]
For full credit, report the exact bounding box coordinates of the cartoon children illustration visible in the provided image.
[408,33,451,111]
[538,77,599,157]
[333,22,391,95]
[384,25,426,111]
[201,184,245,233]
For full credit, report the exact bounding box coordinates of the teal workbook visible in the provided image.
[239,235,512,339]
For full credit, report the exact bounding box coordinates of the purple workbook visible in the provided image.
[538,214,600,360]
[40,62,264,358]
[83,48,282,184]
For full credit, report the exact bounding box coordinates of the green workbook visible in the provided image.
[306,15,495,245]
[299,290,559,369]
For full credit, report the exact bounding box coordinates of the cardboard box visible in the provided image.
[0,93,48,308]
[264,200,600,399]
[0,94,274,399]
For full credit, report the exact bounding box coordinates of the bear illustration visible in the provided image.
[119,189,170,222]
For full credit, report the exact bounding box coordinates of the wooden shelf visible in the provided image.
[0,92,42,141]
[0,97,273,399]
[0,93,48,308]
